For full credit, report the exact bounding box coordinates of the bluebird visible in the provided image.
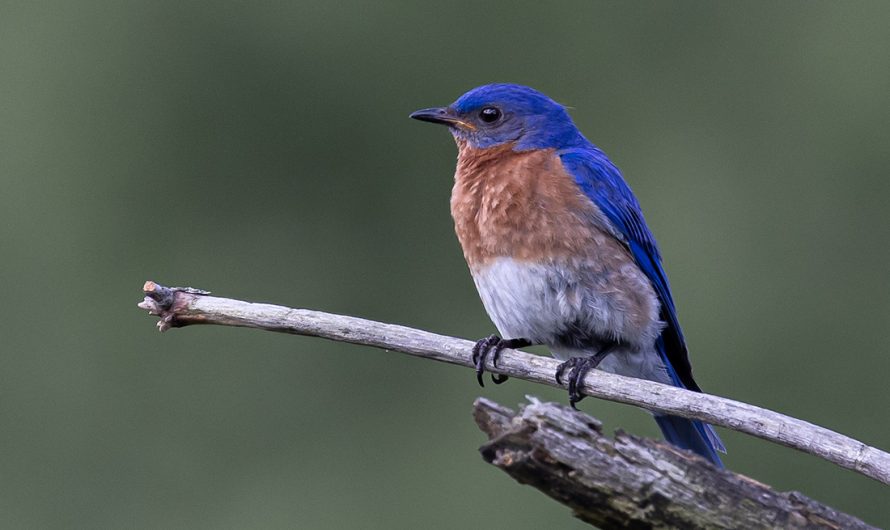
[410,84,725,466]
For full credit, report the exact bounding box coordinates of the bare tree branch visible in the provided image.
[137,280,890,487]
[474,397,877,529]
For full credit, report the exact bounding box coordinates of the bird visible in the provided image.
[410,83,726,467]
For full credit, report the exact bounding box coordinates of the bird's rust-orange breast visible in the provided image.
[450,141,629,269]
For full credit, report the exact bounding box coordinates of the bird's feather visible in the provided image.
[559,146,726,460]
[412,82,726,465]
[558,147,696,390]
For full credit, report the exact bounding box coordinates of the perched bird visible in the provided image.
[410,84,725,466]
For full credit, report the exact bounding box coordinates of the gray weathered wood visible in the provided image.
[474,397,877,529]
[137,280,890,487]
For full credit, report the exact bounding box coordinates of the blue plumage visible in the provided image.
[560,148,692,387]
[412,83,726,467]
[561,141,725,466]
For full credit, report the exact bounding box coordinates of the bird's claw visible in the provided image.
[472,335,510,387]
[490,373,509,384]
[555,344,616,408]
[471,336,531,387]
[555,357,585,407]
[556,354,608,409]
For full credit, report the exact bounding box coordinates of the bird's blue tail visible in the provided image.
[654,340,726,468]
[654,414,725,467]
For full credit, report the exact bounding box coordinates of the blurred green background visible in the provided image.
[2,1,889,528]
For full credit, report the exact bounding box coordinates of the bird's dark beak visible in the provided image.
[410,107,476,130]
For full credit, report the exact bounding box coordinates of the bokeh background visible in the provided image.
[2,1,889,528]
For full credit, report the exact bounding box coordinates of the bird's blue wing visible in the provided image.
[559,147,726,461]
[558,147,697,389]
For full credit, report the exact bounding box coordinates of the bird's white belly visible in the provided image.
[472,258,580,343]
[471,257,671,384]
[471,256,663,351]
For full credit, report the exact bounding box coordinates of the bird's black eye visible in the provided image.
[479,107,501,123]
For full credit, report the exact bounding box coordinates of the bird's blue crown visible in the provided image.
[449,84,586,151]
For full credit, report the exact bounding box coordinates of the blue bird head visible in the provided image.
[410,84,585,151]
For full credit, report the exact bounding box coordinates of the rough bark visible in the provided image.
[474,397,876,529]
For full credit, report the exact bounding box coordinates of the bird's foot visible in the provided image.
[471,335,531,387]
[555,346,615,409]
